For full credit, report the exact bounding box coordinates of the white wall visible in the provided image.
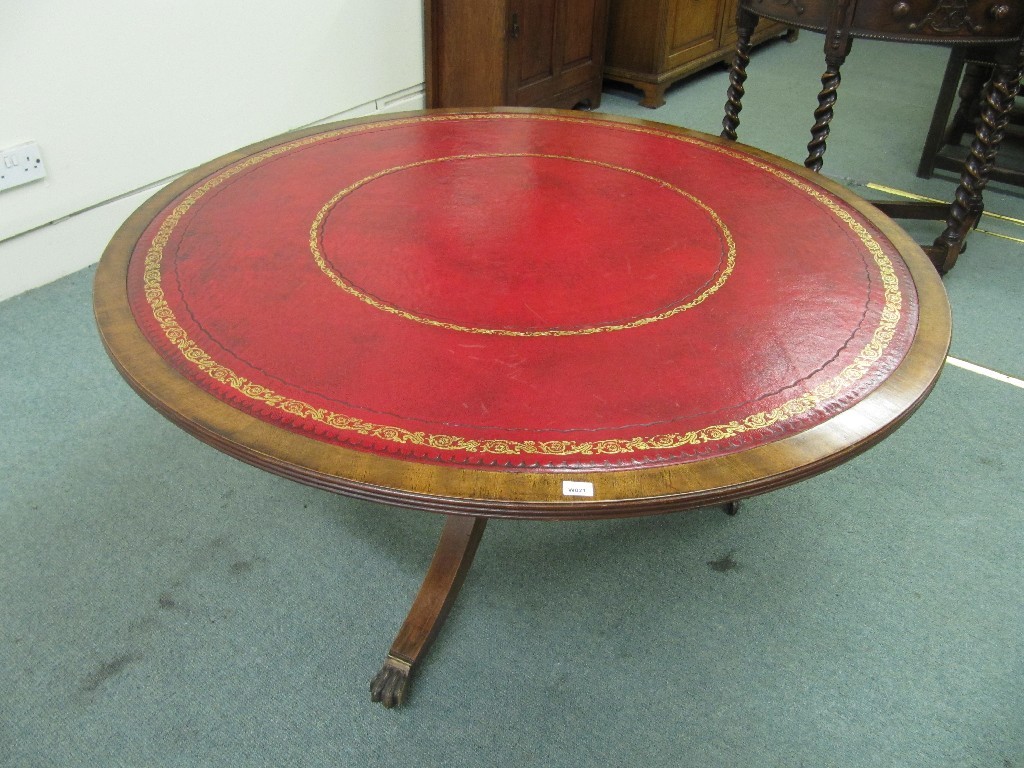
[0,0,426,302]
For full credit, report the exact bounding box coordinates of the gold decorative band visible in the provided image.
[384,654,413,674]
[308,152,735,336]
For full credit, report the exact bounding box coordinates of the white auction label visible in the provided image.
[562,480,594,497]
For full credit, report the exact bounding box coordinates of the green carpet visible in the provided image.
[2,32,1022,767]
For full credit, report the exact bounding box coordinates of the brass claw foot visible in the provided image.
[370,656,411,708]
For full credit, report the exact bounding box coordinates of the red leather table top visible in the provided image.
[123,111,921,474]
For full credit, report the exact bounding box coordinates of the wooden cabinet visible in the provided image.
[604,0,793,108]
[425,0,610,109]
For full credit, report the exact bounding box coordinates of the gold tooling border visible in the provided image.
[309,153,735,336]
[140,113,903,458]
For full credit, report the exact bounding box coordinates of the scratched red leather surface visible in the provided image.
[126,112,919,470]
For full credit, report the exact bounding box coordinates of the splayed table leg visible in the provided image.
[370,514,488,708]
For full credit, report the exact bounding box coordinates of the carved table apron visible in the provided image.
[93,108,952,707]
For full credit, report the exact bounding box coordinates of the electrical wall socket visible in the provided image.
[0,142,47,192]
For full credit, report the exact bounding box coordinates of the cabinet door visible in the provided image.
[425,0,508,107]
[508,0,608,106]
[508,0,559,104]
[664,0,728,70]
[718,0,741,47]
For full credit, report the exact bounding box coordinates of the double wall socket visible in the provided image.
[0,142,47,192]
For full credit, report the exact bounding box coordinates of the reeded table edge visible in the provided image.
[93,108,952,521]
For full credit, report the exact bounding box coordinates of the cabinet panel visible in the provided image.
[666,0,727,67]
[605,0,663,73]
[564,0,602,66]
[516,0,558,84]
[604,0,793,108]
[425,0,507,107]
[426,0,609,109]
[717,0,743,47]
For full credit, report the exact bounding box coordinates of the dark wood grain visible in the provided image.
[425,0,609,109]
[741,0,1024,43]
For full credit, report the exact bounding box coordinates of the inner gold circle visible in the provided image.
[309,153,736,337]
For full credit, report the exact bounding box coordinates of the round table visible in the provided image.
[93,108,951,707]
